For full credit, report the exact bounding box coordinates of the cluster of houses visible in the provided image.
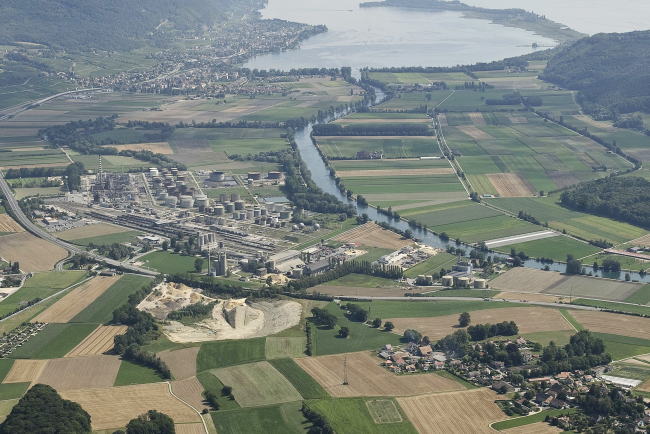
[0,322,46,357]
[378,342,448,373]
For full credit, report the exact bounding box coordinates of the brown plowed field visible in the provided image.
[294,351,463,397]
[65,325,128,357]
[112,142,174,154]
[0,232,67,271]
[171,377,208,410]
[387,307,571,341]
[61,383,201,430]
[397,388,504,434]
[0,215,24,233]
[3,360,47,384]
[333,222,413,250]
[37,355,121,392]
[438,113,448,127]
[570,310,650,341]
[502,422,562,434]
[468,112,486,125]
[157,347,200,380]
[487,173,537,197]
[57,223,132,241]
[457,126,494,140]
[336,168,454,177]
[33,275,121,323]
[506,114,529,124]
[175,424,207,434]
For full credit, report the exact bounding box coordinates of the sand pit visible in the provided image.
[157,347,200,380]
[138,282,216,320]
[457,125,494,140]
[162,298,302,343]
[0,232,67,271]
[0,215,24,233]
[334,222,413,250]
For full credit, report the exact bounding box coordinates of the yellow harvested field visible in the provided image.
[57,223,132,241]
[457,125,494,140]
[632,234,650,248]
[171,377,208,411]
[33,275,121,323]
[637,379,650,392]
[61,383,201,431]
[65,325,128,357]
[490,268,568,294]
[112,142,174,154]
[438,113,448,127]
[0,215,24,233]
[487,173,537,197]
[336,168,454,177]
[3,360,47,384]
[157,347,200,380]
[333,222,413,250]
[495,292,565,303]
[570,310,650,341]
[573,115,620,132]
[0,232,67,271]
[37,355,122,392]
[468,112,486,125]
[175,424,207,434]
[397,388,504,434]
[501,422,562,434]
[294,351,463,397]
[506,113,529,124]
[387,307,572,341]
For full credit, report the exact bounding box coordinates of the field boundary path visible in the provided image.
[166,381,209,434]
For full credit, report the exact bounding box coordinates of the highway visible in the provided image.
[0,171,159,276]
[0,88,102,123]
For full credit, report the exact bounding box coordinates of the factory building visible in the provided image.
[213,252,228,276]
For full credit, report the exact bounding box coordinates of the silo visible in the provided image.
[231,193,240,202]
[442,275,454,286]
[474,279,487,289]
[234,200,245,210]
[293,268,303,278]
[225,202,235,213]
[219,194,229,203]
[179,195,194,209]
[425,275,433,285]
[247,172,263,181]
[165,196,178,207]
[268,171,282,180]
[210,171,225,182]
[458,277,470,288]
[195,194,209,208]
[214,205,225,216]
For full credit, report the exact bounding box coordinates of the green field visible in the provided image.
[196,338,266,373]
[341,174,464,195]
[403,252,457,278]
[425,289,500,298]
[307,398,418,434]
[494,236,601,261]
[559,309,584,331]
[197,371,241,411]
[113,360,164,386]
[265,337,307,360]
[0,399,19,424]
[0,383,30,402]
[268,358,329,400]
[340,300,512,320]
[0,149,70,168]
[373,91,454,110]
[572,299,650,316]
[591,252,650,273]
[70,274,152,324]
[317,136,439,158]
[70,231,142,247]
[139,251,207,274]
[321,274,401,288]
[593,333,650,361]
[9,323,97,359]
[520,330,576,346]
[0,360,14,383]
[491,408,578,430]
[356,248,396,264]
[210,402,308,434]
[623,285,650,304]
[0,271,87,317]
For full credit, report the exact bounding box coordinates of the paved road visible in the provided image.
[0,171,159,276]
[0,88,102,122]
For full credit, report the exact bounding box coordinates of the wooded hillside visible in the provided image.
[541,31,650,120]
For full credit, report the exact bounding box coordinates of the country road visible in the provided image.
[0,171,159,276]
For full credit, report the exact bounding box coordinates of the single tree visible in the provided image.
[372,318,382,328]
[384,321,395,331]
[459,312,471,327]
[403,329,422,343]
[194,258,204,273]
[338,327,350,338]
[125,410,174,434]
[221,385,232,396]
[162,240,168,251]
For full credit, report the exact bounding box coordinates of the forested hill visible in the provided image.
[541,31,650,119]
[0,0,242,51]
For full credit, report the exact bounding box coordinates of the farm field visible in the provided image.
[494,236,601,261]
[572,299,650,316]
[196,371,241,411]
[56,223,135,241]
[37,355,122,392]
[157,347,200,380]
[489,267,645,301]
[294,351,464,397]
[0,232,68,271]
[623,285,650,304]
[0,383,30,401]
[0,399,19,424]
[65,325,128,357]
[320,273,402,289]
[0,215,23,233]
[3,359,47,384]
[70,274,152,324]
[316,136,440,158]
[333,222,414,250]
[33,275,121,323]
[139,251,207,274]
[196,338,266,373]
[113,360,165,386]
[386,307,572,341]
[0,149,70,169]
[60,382,201,431]
[373,90,454,110]
[339,300,511,320]
[397,388,505,434]
[211,361,302,407]
[570,311,650,341]
[265,337,307,359]
[308,397,418,434]
[485,196,647,244]
[10,323,98,359]
[314,285,427,298]
[593,334,650,361]
[210,402,308,434]
[170,377,208,411]
[69,230,143,247]
[491,409,578,431]
[268,358,329,399]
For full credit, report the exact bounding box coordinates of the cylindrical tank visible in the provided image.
[266,217,273,224]
[253,208,261,218]
[247,172,263,181]
[214,205,225,216]
[149,167,159,177]
[234,200,245,210]
[171,168,178,176]
[210,171,225,182]
[175,180,185,188]
[158,192,168,200]
[217,218,226,225]
[165,196,178,207]
[260,208,267,216]
[474,279,487,289]
[238,212,246,220]
[195,194,209,208]
[246,210,254,219]
[442,275,454,286]
[179,195,194,209]
[247,178,253,186]
[219,194,229,203]
[293,268,303,278]
[426,275,433,285]
[177,175,186,182]
[279,210,291,219]
[268,171,282,179]
[225,203,235,213]
[231,193,240,202]
[313,223,320,230]
[267,260,276,270]
[271,217,279,224]
[458,277,470,288]
[265,202,275,212]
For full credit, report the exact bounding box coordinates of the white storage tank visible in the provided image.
[260,208,267,216]
[231,193,240,202]
[458,277,470,288]
[292,225,299,231]
[441,275,454,286]
[298,222,305,229]
[234,200,245,210]
[179,195,194,209]
[195,194,209,208]
[313,223,320,230]
[165,196,178,207]
[238,212,246,220]
[279,210,291,219]
[293,268,303,278]
[219,193,229,203]
[246,210,254,219]
[253,208,261,218]
[158,192,168,200]
[214,205,225,216]
[149,167,159,177]
[265,202,275,212]
[210,171,225,182]
[225,202,235,213]
[474,279,487,289]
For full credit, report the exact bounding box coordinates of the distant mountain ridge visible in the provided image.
[540,31,650,120]
[0,0,243,51]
